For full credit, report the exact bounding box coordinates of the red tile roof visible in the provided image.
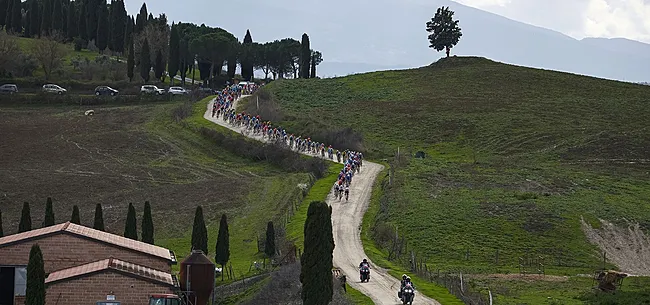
[0,222,175,262]
[45,258,176,286]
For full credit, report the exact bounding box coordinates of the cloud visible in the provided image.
[452,0,650,42]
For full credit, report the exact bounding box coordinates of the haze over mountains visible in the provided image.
[130,0,650,81]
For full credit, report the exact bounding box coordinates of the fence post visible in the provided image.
[489,290,493,305]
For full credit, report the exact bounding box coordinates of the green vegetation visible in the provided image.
[142,201,154,244]
[19,202,32,233]
[124,203,137,240]
[300,201,335,305]
[345,283,374,305]
[25,244,46,305]
[215,213,230,280]
[42,197,55,227]
[93,204,104,231]
[190,206,208,254]
[285,165,342,249]
[255,56,650,303]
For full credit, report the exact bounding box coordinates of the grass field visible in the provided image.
[243,56,650,303]
[0,96,314,279]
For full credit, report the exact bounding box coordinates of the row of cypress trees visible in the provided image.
[1,198,156,245]
[0,0,130,54]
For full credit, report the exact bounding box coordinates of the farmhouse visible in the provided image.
[0,222,179,305]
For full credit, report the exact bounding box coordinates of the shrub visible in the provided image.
[199,127,327,178]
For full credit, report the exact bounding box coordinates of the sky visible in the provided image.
[451,0,650,43]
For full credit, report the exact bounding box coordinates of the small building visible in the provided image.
[0,222,178,305]
[45,258,178,305]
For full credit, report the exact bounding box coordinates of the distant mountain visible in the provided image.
[137,0,650,81]
[580,37,650,59]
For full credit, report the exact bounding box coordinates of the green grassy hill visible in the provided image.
[243,57,650,304]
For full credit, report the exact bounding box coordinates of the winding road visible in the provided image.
[204,95,440,305]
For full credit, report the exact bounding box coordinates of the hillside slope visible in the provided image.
[243,57,650,303]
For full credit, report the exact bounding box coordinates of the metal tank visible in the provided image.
[179,250,216,305]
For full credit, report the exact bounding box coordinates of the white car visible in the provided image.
[42,84,67,94]
[168,87,188,95]
[140,85,165,95]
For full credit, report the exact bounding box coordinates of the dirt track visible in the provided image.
[204,96,440,305]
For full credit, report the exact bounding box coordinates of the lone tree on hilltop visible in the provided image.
[265,221,276,258]
[141,201,154,244]
[93,204,104,231]
[124,203,138,240]
[70,205,81,225]
[215,214,230,281]
[191,206,208,254]
[42,197,55,227]
[25,244,46,305]
[300,201,334,305]
[426,6,462,57]
[19,202,32,233]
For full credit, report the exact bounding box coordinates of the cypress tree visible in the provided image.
[9,0,20,34]
[167,23,179,84]
[42,197,55,227]
[0,0,7,29]
[300,33,311,78]
[123,15,133,54]
[30,0,41,38]
[154,49,164,81]
[0,209,4,237]
[70,205,80,225]
[124,203,137,240]
[51,0,63,32]
[95,0,108,52]
[78,0,87,40]
[141,201,154,244]
[241,29,253,81]
[66,1,76,40]
[110,0,125,54]
[127,36,134,81]
[93,203,104,231]
[85,0,98,41]
[264,221,275,258]
[300,201,334,305]
[134,2,146,33]
[191,206,208,254]
[215,213,229,281]
[25,244,46,305]
[61,0,68,34]
[4,0,12,32]
[40,0,52,36]
[19,202,32,233]
[140,38,151,82]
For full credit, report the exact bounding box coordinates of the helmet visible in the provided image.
[406,276,411,281]
[402,274,407,280]
[363,259,367,263]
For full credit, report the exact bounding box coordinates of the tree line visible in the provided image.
[0,1,324,85]
[0,197,156,244]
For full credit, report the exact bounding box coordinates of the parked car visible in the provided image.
[42,84,67,94]
[94,86,119,96]
[168,87,188,95]
[140,85,165,95]
[0,84,18,94]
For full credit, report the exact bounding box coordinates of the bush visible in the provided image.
[74,37,86,51]
[199,127,327,178]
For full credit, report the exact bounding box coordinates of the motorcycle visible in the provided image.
[359,266,370,282]
[400,282,415,305]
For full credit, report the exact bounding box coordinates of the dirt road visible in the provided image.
[204,96,440,305]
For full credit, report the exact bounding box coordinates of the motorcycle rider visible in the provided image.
[359,258,370,269]
[399,275,416,298]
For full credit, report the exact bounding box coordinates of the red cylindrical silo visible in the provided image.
[179,250,216,305]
